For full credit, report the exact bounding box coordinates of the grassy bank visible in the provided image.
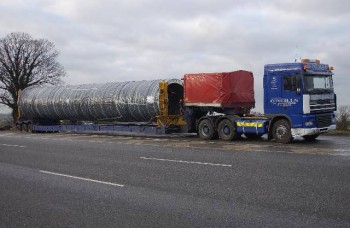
[0,121,12,130]
[0,114,12,130]
[326,130,350,136]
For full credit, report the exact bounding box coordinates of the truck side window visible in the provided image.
[283,75,300,91]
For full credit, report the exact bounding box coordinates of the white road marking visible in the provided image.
[40,170,124,187]
[1,143,26,148]
[334,149,350,152]
[332,149,350,156]
[140,157,232,167]
[88,140,104,143]
[329,153,350,156]
[0,133,15,137]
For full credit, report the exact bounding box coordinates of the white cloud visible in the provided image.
[0,0,349,112]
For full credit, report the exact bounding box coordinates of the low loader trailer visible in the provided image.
[17,59,336,143]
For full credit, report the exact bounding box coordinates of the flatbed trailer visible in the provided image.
[17,59,336,143]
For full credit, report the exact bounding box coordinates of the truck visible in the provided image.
[16,59,336,143]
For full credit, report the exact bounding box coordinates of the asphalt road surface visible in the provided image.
[0,131,349,228]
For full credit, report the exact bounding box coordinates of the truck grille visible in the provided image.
[310,98,336,113]
[316,114,332,128]
[310,100,336,113]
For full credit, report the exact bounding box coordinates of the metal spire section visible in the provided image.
[18,79,183,122]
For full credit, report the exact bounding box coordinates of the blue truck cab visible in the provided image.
[263,59,336,142]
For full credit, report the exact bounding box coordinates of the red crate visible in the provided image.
[183,70,255,110]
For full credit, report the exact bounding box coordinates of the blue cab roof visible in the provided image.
[264,62,332,75]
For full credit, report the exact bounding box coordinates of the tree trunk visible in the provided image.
[11,106,19,124]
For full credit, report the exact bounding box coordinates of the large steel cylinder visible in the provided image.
[18,79,183,122]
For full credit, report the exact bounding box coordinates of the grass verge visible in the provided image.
[326,130,350,136]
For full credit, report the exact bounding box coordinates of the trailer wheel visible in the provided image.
[198,119,217,140]
[27,123,33,133]
[16,124,22,131]
[218,119,237,141]
[22,124,29,132]
[272,119,292,144]
[303,134,319,141]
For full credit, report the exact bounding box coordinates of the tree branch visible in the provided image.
[0,32,66,118]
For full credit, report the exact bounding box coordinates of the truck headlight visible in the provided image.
[305,120,314,127]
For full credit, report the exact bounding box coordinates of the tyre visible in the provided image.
[303,134,319,141]
[16,124,22,131]
[272,119,292,144]
[22,124,29,132]
[198,119,217,140]
[218,119,237,141]
[27,123,34,133]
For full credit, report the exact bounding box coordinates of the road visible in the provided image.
[0,131,349,228]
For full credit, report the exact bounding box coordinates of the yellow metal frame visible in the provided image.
[156,80,187,127]
[236,122,264,128]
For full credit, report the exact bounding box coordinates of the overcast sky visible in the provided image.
[0,0,349,112]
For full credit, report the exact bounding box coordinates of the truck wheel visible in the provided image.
[198,119,217,140]
[273,119,292,144]
[218,119,237,141]
[303,134,319,141]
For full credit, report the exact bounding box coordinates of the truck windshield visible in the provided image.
[304,75,333,94]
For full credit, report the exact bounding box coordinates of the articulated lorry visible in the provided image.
[16,59,336,143]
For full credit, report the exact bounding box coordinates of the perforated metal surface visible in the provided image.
[19,79,182,122]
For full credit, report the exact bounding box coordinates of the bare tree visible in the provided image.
[0,32,66,122]
[336,105,350,131]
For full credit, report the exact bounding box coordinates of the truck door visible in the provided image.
[264,73,282,114]
[280,74,303,127]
